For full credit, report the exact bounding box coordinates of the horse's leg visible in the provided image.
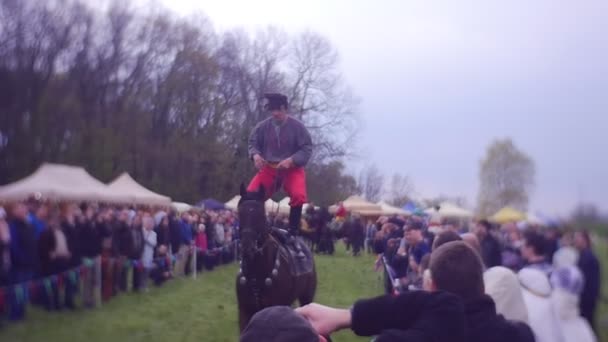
[238,308,250,333]
[298,268,318,306]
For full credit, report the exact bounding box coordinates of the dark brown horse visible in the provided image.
[236,184,317,332]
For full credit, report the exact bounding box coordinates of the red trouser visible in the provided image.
[247,166,307,206]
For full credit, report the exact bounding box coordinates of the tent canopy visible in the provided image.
[265,199,281,214]
[490,207,526,223]
[526,212,543,225]
[426,202,473,219]
[198,198,226,210]
[377,201,411,216]
[225,195,241,210]
[108,173,171,206]
[0,163,133,204]
[172,202,193,213]
[330,196,383,216]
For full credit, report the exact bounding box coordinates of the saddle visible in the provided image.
[270,228,314,277]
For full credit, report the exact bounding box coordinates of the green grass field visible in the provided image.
[0,244,381,342]
[1,242,607,342]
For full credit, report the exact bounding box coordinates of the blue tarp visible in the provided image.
[198,198,226,210]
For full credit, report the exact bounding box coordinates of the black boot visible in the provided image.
[289,205,306,258]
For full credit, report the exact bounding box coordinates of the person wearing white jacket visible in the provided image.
[550,266,597,342]
[142,215,157,288]
[518,268,565,342]
[484,266,529,323]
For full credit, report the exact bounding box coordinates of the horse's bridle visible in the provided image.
[239,200,269,255]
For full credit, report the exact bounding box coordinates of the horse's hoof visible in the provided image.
[239,276,247,285]
[272,269,278,277]
[265,278,272,287]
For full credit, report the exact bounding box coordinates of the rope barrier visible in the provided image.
[0,240,239,311]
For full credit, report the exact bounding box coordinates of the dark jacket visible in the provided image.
[248,116,313,167]
[38,228,72,276]
[578,248,600,326]
[351,291,466,342]
[129,226,144,260]
[79,220,101,258]
[61,221,80,267]
[155,224,171,249]
[169,216,182,253]
[113,222,132,257]
[179,220,193,245]
[480,234,502,268]
[9,218,38,272]
[464,295,535,342]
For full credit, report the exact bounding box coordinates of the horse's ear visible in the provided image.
[240,183,247,196]
[257,185,265,200]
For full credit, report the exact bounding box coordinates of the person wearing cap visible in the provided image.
[298,241,534,342]
[574,230,600,331]
[247,93,313,237]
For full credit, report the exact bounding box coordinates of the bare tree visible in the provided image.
[477,138,535,217]
[386,173,414,207]
[358,164,384,202]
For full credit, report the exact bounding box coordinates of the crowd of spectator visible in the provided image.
[0,199,238,324]
[364,215,601,342]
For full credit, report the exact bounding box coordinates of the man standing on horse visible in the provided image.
[248,93,313,242]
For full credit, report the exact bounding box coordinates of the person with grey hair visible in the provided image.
[141,214,157,289]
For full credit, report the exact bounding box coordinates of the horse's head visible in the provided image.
[238,184,268,258]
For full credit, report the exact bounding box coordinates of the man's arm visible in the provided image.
[351,291,465,339]
[297,291,465,341]
[248,122,263,160]
[290,122,313,167]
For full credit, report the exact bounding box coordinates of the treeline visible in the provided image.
[0,0,359,205]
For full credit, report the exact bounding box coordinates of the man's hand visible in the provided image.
[253,154,266,170]
[277,157,294,169]
[295,303,352,336]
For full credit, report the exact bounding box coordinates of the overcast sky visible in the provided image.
[155,0,607,216]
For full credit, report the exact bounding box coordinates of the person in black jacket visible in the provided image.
[350,215,365,257]
[98,208,116,301]
[297,241,535,342]
[473,220,502,268]
[129,214,145,292]
[155,215,171,256]
[168,212,182,257]
[38,212,75,311]
[7,203,38,320]
[112,209,132,292]
[297,291,466,342]
[574,230,600,331]
[59,203,79,309]
[78,204,101,308]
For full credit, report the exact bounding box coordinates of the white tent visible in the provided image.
[225,195,241,210]
[526,212,544,226]
[265,199,281,214]
[0,163,133,204]
[172,202,193,213]
[432,202,473,219]
[377,201,411,216]
[277,197,292,214]
[330,195,383,216]
[108,173,171,206]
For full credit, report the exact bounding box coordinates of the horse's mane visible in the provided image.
[238,184,265,206]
